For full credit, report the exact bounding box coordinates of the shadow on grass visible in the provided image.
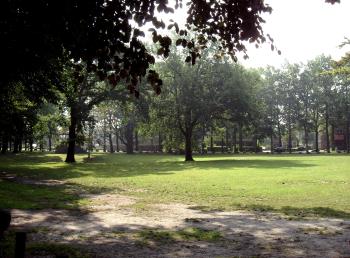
[236,204,350,219]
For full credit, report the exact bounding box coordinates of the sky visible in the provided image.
[154,0,350,68]
[239,0,350,68]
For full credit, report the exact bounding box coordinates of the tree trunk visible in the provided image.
[125,120,134,154]
[184,128,194,161]
[221,137,224,153]
[315,125,319,153]
[239,123,243,152]
[65,106,77,163]
[270,133,274,154]
[288,122,292,154]
[347,119,350,154]
[13,135,19,153]
[225,128,229,153]
[304,125,309,154]
[331,124,335,151]
[108,113,114,153]
[1,135,8,154]
[29,137,33,152]
[210,128,214,153]
[103,119,107,152]
[325,109,330,153]
[115,130,119,153]
[48,134,52,152]
[277,122,282,147]
[232,127,237,153]
[158,131,162,153]
[134,130,139,152]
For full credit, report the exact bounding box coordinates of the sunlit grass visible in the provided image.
[0,152,349,218]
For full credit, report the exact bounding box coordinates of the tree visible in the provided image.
[61,62,127,162]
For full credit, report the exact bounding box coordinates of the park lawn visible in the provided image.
[0,152,349,218]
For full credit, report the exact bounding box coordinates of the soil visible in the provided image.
[8,193,350,258]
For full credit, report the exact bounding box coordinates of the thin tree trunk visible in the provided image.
[48,134,52,152]
[331,124,335,151]
[315,125,319,153]
[232,127,237,154]
[65,106,77,163]
[125,120,134,154]
[115,129,120,152]
[134,130,139,152]
[13,135,19,153]
[158,131,162,153]
[225,128,229,153]
[103,119,107,152]
[239,123,243,152]
[210,128,214,153]
[304,125,309,154]
[347,119,350,154]
[1,135,8,154]
[277,122,282,147]
[29,137,33,152]
[288,119,292,154]
[270,133,274,154]
[325,109,330,153]
[221,137,224,153]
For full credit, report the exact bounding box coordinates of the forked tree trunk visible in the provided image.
[65,106,77,163]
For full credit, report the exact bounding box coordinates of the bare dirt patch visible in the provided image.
[7,193,350,257]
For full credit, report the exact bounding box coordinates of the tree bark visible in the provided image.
[48,134,52,152]
[270,133,274,154]
[1,135,8,154]
[210,128,214,153]
[103,118,107,152]
[158,131,162,153]
[65,105,77,163]
[325,109,330,153]
[331,124,335,151]
[239,123,243,152]
[277,122,282,147]
[108,113,114,153]
[125,120,134,154]
[347,119,350,154]
[184,128,194,161]
[232,127,237,153]
[304,125,309,154]
[134,130,139,152]
[221,137,224,153]
[115,129,119,152]
[315,125,319,153]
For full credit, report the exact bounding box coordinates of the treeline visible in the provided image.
[1,46,350,161]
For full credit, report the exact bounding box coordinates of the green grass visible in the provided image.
[0,152,349,218]
[138,227,222,245]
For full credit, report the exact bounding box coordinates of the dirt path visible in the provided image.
[8,193,350,257]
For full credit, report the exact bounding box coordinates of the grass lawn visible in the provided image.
[0,152,349,218]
